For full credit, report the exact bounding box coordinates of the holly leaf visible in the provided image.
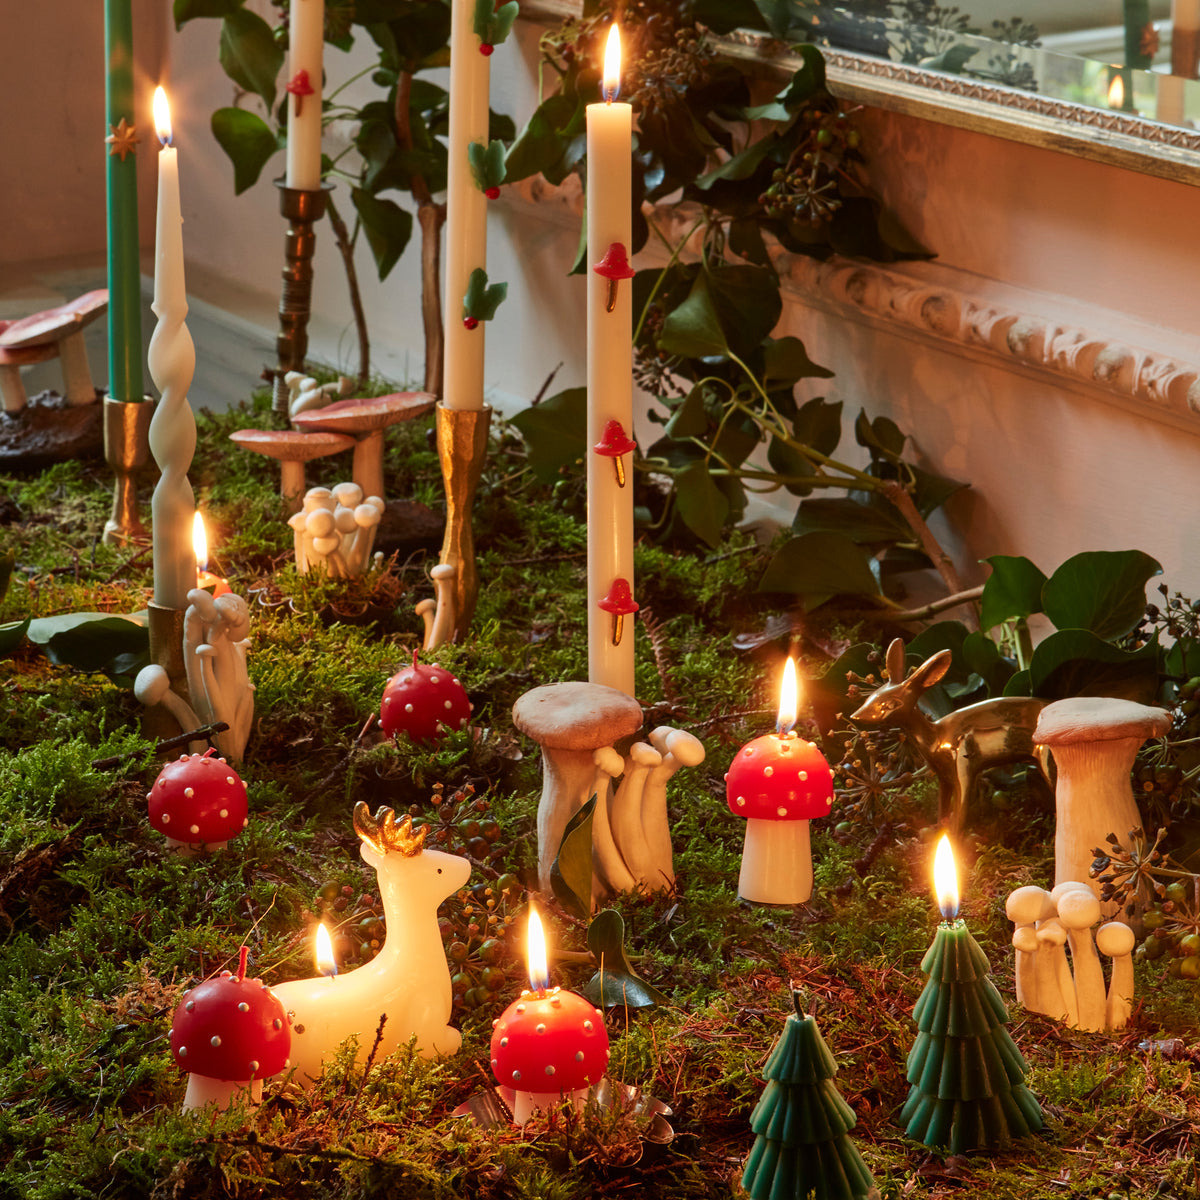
[212,107,279,194]
[467,139,507,192]
[1041,550,1162,640]
[508,388,587,484]
[473,0,518,48]
[462,267,507,321]
[979,554,1047,632]
[550,795,596,920]
[352,188,413,280]
[582,909,670,1009]
[219,8,284,110]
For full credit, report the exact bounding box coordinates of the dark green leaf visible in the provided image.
[809,642,879,730]
[728,217,769,265]
[979,555,1047,631]
[0,618,29,660]
[704,262,783,362]
[174,0,241,28]
[467,139,507,191]
[769,435,818,496]
[1041,550,1162,640]
[351,188,413,281]
[582,910,670,1008]
[854,409,906,461]
[508,388,587,484]
[504,94,582,183]
[757,532,882,599]
[385,2,451,65]
[753,0,801,39]
[791,497,912,543]
[907,621,972,687]
[673,461,729,549]
[658,272,728,358]
[550,795,596,920]
[211,107,279,193]
[694,136,775,188]
[1003,668,1032,697]
[961,630,1014,696]
[745,48,826,118]
[36,615,150,678]
[462,268,507,321]
[0,551,12,604]
[691,0,764,34]
[908,465,968,517]
[792,396,843,456]
[664,384,710,439]
[219,9,283,109]
[762,336,833,386]
[1027,629,1161,702]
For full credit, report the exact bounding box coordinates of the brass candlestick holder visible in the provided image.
[102,395,154,544]
[273,181,331,415]
[434,402,491,644]
[144,601,190,742]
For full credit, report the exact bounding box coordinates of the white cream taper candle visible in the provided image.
[442,0,491,409]
[585,25,635,697]
[285,0,325,189]
[148,86,197,612]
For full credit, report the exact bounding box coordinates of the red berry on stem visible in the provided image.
[480,43,494,56]
[463,317,479,330]
[485,186,501,200]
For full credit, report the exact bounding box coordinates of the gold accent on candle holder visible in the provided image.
[272,181,332,414]
[102,395,154,545]
[435,401,492,643]
[145,601,190,742]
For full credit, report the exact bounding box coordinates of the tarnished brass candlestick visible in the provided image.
[273,181,331,414]
[433,402,491,645]
[102,395,154,544]
[145,601,190,742]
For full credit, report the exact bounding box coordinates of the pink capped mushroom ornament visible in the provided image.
[593,419,636,488]
[147,748,249,853]
[169,946,291,1111]
[725,657,834,905]
[380,651,472,743]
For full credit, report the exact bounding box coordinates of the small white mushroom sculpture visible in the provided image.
[285,370,345,417]
[417,563,457,651]
[1035,697,1171,914]
[133,663,205,751]
[1096,920,1137,1029]
[1051,881,1106,1032]
[183,588,254,762]
[288,483,384,580]
[1005,885,1055,1012]
[1034,916,1077,1026]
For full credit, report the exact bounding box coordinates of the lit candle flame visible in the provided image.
[192,511,209,574]
[602,24,622,103]
[776,655,799,736]
[527,905,549,993]
[153,86,173,147]
[1107,74,1125,110]
[933,834,959,920]
[315,922,337,978]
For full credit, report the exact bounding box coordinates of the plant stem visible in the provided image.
[839,585,984,624]
[326,194,370,387]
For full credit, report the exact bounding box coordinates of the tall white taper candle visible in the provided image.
[286,0,325,189]
[148,86,197,611]
[585,26,635,696]
[442,0,490,409]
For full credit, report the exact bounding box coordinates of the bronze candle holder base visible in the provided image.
[144,601,191,743]
[434,401,491,645]
[273,181,332,415]
[102,395,154,545]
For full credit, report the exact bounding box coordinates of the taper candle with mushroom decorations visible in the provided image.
[586,24,636,697]
[901,836,1043,1153]
[285,0,325,190]
[147,86,197,613]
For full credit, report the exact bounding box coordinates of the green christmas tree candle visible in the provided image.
[901,836,1043,1154]
[742,989,877,1200]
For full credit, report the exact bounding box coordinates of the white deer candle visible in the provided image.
[442,0,490,409]
[271,804,470,1085]
[586,25,635,696]
[148,86,197,611]
[285,0,324,189]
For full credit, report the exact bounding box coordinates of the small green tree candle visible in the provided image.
[742,989,877,1200]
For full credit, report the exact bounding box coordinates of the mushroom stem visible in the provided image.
[57,331,94,405]
[590,747,638,902]
[133,664,204,752]
[605,280,618,313]
[608,742,661,888]
[415,599,437,649]
[182,1074,264,1113]
[642,727,705,891]
[351,430,386,501]
[428,563,457,651]
[612,456,625,487]
[534,747,597,893]
[1035,918,1077,1026]
[738,818,812,905]
[280,460,307,509]
[1096,921,1136,1030]
[611,613,623,646]
[509,1085,593,1126]
[0,364,28,413]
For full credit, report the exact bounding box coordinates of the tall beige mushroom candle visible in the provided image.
[1096,920,1136,1029]
[724,657,834,905]
[285,0,324,190]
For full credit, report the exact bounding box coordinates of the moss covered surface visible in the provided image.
[0,397,1197,1200]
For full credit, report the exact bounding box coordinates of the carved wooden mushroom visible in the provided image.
[292,391,437,501]
[0,339,57,413]
[1035,697,1172,911]
[511,681,643,894]
[229,428,355,511]
[0,289,108,405]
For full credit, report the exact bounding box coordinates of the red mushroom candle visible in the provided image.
[147,748,249,853]
[379,651,472,743]
[169,946,291,1111]
[490,907,609,1124]
[725,657,833,905]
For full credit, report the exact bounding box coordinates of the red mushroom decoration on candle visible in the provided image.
[490,907,609,1124]
[287,69,314,115]
[380,650,472,743]
[597,577,638,646]
[724,656,833,905]
[593,241,635,312]
[593,419,636,487]
[147,748,249,853]
[169,946,291,1111]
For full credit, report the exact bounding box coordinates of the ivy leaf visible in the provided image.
[582,910,670,1009]
[462,268,507,322]
[504,93,581,183]
[809,641,878,730]
[728,217,769,265]
[467,139,507,192]
[658,272,728,358]
[550,795,596,920]
[855,409,906,462]
[211,107,279,193]
[173,0,241,28]
[0,618,29,660]
[791,497,912,543]
[792,396,843,455]
[664,384,710,440]
[28,614,150,681]
[979,554,1047,632]
[674,461,729,549]
[961,630,1014,696]
[762,336,833,387]
[1041,550,1162,640]
[508,388,587,484]
[694,136,775,188]
[704,262,782,362]
[753,0,802,40]
[473,0,518,48]
[352,188,413,281]
[744,48,826,119]
[0,551,12,604]
[757,532,882,602]
[1027,629,1161,702]
[219,8,284,110]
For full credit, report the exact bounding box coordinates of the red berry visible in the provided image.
[480,43,494,56]
[485,186,500,200]
[463,317,479,330]
[148,748,249,849]
[380,650,472,743]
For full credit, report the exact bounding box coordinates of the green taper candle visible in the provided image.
[105,0,143,403]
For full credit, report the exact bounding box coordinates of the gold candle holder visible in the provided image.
[102,395,154,545]
[435,402,491,643]
[273,181,331,414]
[144,601,190,743]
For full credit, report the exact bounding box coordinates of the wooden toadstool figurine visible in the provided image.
[229,428,355,512]
[147,748,249,854]
[380,651,472,743]
[725,658,833,905]
[169,947,291,1111]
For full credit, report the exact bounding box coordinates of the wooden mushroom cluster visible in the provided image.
[1006,881,1136,1031]
[0,290,108,412]
[288,483,384,578]
[511,682,704,907]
